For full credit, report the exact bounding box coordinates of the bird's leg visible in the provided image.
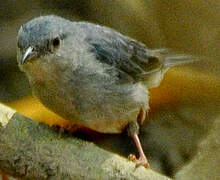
[127,121,150,168]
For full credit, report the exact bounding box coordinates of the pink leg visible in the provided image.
[129,132,150,168]
[127,121,150,168]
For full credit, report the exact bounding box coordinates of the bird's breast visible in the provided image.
[26,61,149,133]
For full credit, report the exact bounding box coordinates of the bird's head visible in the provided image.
[17,15,73,72]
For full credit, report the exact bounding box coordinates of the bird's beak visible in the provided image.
[21,46,35,65]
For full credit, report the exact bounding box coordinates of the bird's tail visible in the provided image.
[152,49,199,67]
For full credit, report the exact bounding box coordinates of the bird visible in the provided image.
[17,15,197,168]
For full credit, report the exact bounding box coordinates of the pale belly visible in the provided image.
[33,81,149,134]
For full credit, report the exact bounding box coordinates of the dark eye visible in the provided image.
[52,37,60,48]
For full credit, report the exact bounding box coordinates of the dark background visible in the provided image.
[0,0,219,177]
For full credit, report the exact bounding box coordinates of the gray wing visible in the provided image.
[88,38,162,81]
[79,22,196,84]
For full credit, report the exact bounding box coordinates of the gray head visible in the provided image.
[17,15,73,69]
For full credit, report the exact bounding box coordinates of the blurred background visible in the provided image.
[0,0,219,178]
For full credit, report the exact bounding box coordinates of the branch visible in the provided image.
[0,103,170,180]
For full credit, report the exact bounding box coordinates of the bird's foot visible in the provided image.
[128,154,150,168]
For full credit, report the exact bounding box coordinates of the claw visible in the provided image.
[128,154,150,168]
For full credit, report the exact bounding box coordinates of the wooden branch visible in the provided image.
[0,103,170,180]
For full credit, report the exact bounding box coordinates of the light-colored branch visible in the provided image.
[0,104,170,180]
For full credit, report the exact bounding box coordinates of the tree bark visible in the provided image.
[0,103,170,180]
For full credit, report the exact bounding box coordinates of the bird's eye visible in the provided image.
[52,37,60,48]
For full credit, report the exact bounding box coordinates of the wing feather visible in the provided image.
[77,22,197,84]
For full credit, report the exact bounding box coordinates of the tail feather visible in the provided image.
[164,54,199,67]
[151,49,199,67]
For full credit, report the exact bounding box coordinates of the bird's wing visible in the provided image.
[80,22,197,83]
